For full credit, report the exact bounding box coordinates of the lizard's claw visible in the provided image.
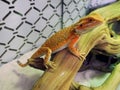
[44,61,56,70]
[78,53,86,60]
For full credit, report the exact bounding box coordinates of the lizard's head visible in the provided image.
[75,13,104,34]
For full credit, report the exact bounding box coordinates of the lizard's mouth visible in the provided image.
[75,28,92,34]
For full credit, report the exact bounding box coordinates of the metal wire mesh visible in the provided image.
[0,0,116,66]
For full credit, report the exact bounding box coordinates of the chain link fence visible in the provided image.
[0,0,116,66]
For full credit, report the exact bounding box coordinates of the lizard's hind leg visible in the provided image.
[17,47,56,69]
[38,47,56,69]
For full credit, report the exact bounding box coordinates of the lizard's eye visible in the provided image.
[79,24,83,27]
[88,18,94,22]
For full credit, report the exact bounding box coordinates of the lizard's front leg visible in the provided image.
[68,35,85,60]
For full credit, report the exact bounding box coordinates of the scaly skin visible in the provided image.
[17,13,104,69]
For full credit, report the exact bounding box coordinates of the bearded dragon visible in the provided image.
[17,13,104,69]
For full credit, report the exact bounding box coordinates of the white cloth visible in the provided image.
[0,49,120,90]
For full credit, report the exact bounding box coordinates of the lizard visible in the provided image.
[17,13,104,69]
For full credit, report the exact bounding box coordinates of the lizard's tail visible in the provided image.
[17,60,29,67]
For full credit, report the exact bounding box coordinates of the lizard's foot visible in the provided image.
[78,53,86,60]
[44,61,56,70]
[69,47,86,61]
